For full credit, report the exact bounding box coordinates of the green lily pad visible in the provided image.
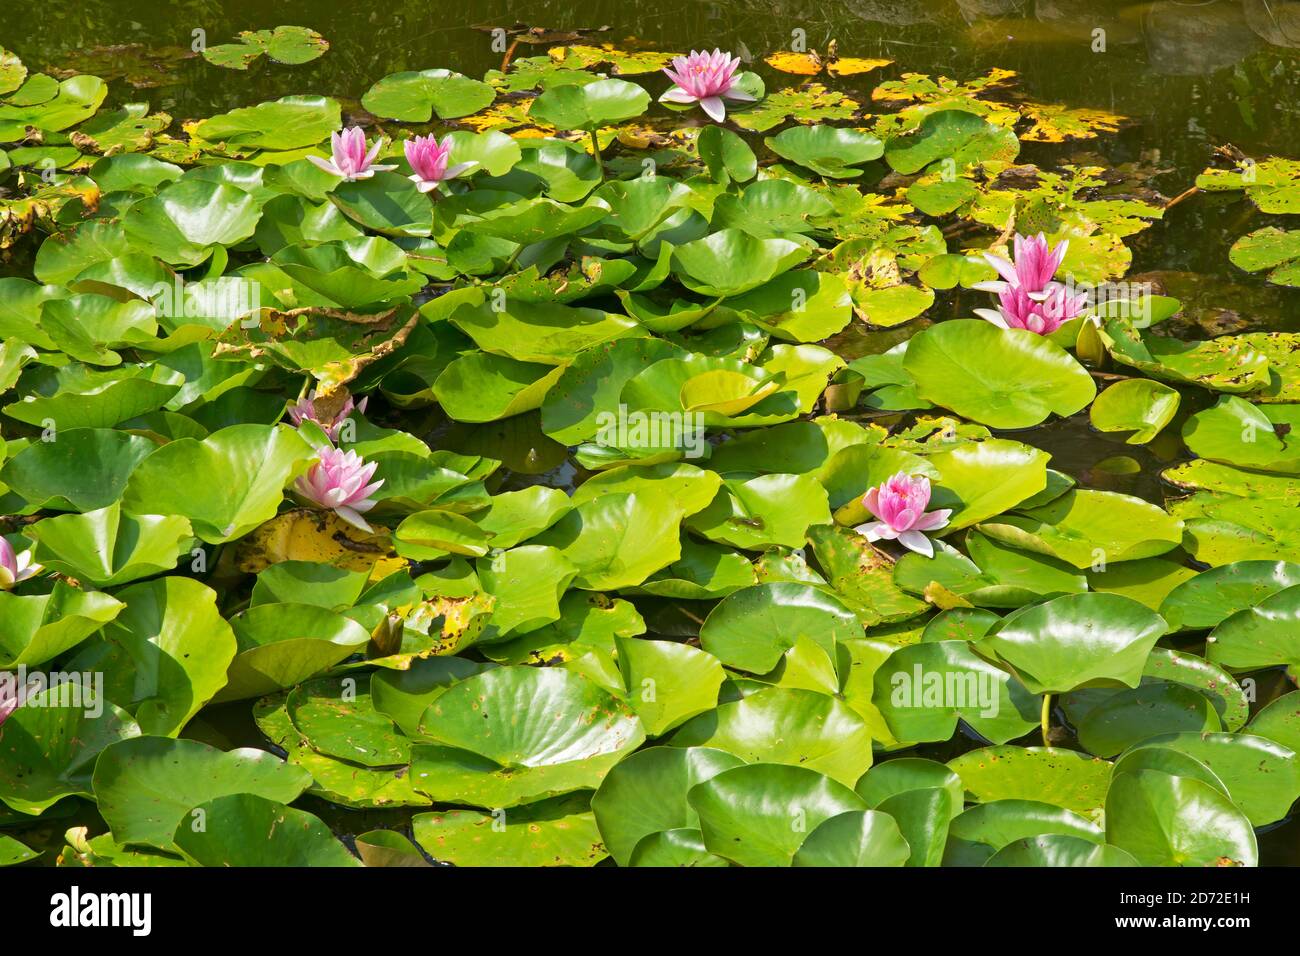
[1104,770,1257,866]
[26,503,192,587]
[1206,583,1300,670]
[1183,397,1300,475]
[412,667,645,808]
[122,424,311,543]
[254,695,431,809]
[766,125,883,178]
[414,793,605,867]
[687,473,832,550]
[591,746,744,866]
[86,577,236,737]
[433,352,565,423]
[945,799,1103,867]
[450,297,640,365]
[986,834,1138,867]
[894,535,1087,609]
[671,229,811,298]
[884,109,1019,175]
[92,736,312,849]
[671,686,874,787]
[329,173,434,239]
[628,828,729,866]
[688,763,867,867]
[903,320,1096,429]
[287,675,409,768]
[1247,691,1300,754]
[219,602,371,702]
[0,582,124,669]
[531,491,684,590]
[0,427,157,512]
[202,26,330,71]
[699,582,861,674]
[1089,379,1180,444]
[362,69,495,122]
[979,490,1185,568]
[948,746,1112,813]
[192,95,340,151]
[791,809,911,866]
[528,78,649,131]
[0,689,140,815]
[615,636,724,736]
[872,640,1040,744]
[977,592,1167,693]
[0,835,37,866]
[1228,227,1300,287]
[476,545,579,636]
[123,178,263,267]
[174,794,358,866]
[1076,684,1221,758]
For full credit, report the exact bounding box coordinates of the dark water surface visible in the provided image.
[3,0,1299,863]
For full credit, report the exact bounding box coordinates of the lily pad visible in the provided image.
[977,592,1167,693]
[903,321,1096,429]
[765,125,883,178]
[591,746,744,867]
[1104,770,1257,867]
[699,582,861,674]
[175,794,358,866]
[413,793,605,867]
[688,763,868,867]
[92,736,312,849]
[1089,379,1180,444]
[0,689,140,815]
[412,667,645,808]
[122,424,311,543]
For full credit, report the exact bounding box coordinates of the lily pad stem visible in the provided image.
[1041,693,1052,748]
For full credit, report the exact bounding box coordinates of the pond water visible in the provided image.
[3,0,1299,866]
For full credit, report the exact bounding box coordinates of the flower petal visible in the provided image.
[699,96,727,122]
[660,86,697,104]
[897,531,935,558]
[973,308,1010,329]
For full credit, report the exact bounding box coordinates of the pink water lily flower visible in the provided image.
[295,445,384,532]
[404,134,477,193]
[854,472,951,558]
[661,49,755,122]
[287,390,368,442]
[0,679,20,730]
[975,283,1088,336]
[308,127,396,181]
[974,232,1069,297]
[0,537,41,590]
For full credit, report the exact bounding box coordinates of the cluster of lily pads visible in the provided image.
[1,33,1299,869]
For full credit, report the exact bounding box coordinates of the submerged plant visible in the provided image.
[294,445,383,531]
[660,49,755,121]
[854,473,951,558]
